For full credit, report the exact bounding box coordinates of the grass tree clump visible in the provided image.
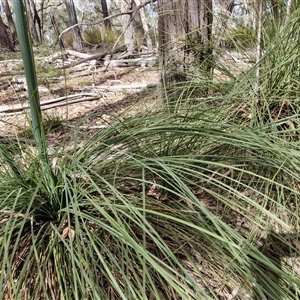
[0,1,300,300]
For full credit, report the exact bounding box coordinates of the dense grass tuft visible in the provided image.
[1,1,300,300]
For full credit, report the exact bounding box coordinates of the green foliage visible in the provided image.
[2,104,300,298]
[83,28,102,44]
[1,2,300,299]
[19,114,64,140]
[83,27,123,46]
[63,32,74,48]
[226,3,300,128]
[83,28,103,45]
[105,29,124,45]
[258,6,300,99]
[35,62,64,80]
[224,25,257,50]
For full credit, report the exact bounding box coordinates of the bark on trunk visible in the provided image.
[100,0,112,30]
[26,0,40,43]
[65,0,84,52]
[134,0,153,51]
[1,0,17,47]
[29,0,42,42]
[121,0,137,55]
[0,14,15,51]
[158,0,213,90]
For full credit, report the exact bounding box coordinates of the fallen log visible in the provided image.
[104,56,158,68]
[0,71,24,77]
[82,82,158,91]
[64,50,92,59]
[63,45,126,69]
[0,136,35,144]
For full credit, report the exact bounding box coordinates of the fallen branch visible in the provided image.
[64,50,92,59]
[63,45,126,69]
[82,82,158,91]
[0,71,24,77]
[0,93,101,115]
[104,56,158,68]
[0,136,36,144]
[0,82,157,115]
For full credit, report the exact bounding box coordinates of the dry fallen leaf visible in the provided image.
[62,226,75,241]
[147,184,161,200]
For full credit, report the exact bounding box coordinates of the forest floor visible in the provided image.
[0,46,254,140]
[0,48,160,141]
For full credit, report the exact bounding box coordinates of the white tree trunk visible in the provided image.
[134,0,153,51]
[121,0,137,55]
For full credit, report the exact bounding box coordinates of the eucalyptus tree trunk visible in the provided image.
[26,0,40,43]
[134,0,153,51]
[121,0,137,55]
[65,0,84,52]
[158,0,213,92]
[29,0,42,42]
[1,0,17,47]
[0,14,15,51]
[100,0,112,30]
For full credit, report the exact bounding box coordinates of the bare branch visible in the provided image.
[59,0,157,41]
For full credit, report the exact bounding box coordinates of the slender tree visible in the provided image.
[121,0,137,55]
[26,0,40,43]
[0,14,15,51]
[100,0,112,30]
[29,0,42,42]
[65,0,84,52]
[1,0,17,47]
[49,12,65,49]
[135,0,153,50]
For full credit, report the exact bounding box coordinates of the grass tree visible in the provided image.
[1,1,300,299]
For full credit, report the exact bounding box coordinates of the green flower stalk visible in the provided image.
[13,0,57,197]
